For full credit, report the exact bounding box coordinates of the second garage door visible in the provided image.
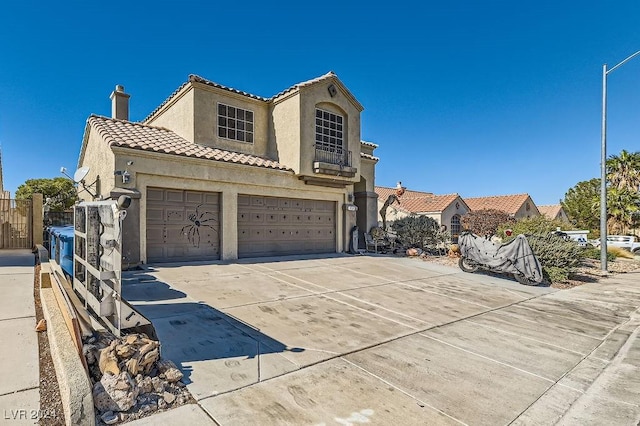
[238,195,336,258]
[146,188,220,263]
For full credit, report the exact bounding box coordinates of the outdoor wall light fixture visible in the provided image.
[114,170,132,184]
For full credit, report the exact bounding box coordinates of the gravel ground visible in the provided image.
[33,265,65,426]
[416,252,640,288]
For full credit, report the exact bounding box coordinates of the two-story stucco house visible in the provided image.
[77,72,378,266]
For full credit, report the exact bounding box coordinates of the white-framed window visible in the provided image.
[315,108,344,153]
[451,214,461,243]
[218,103,254,143]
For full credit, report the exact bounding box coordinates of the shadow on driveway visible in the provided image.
[122,277,304,390]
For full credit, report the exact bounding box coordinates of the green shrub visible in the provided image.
[583,246,616,261]
[504,233,584,284]
[496,215,571,239]
[391,215,448,249]
[544,266,570,284]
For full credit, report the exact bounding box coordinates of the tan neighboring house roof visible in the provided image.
[464,194,538,216]
[81,115,292,171]
[538,204,566,220]
[375,186,466,214]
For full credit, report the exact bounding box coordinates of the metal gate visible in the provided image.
[0,199,33,249]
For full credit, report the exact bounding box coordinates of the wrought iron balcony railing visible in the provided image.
[314,148,352,167]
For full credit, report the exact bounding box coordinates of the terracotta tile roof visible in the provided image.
[464,194,534,215]
[538,204,563,219]
[376,186,433,201]
[87,115,292,171]
[360,140,378,148]
[271,71,337,100]
[375,186,462,213]
[360,152,379,161]
[189,74,270,102]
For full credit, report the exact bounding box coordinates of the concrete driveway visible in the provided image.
[122,254,640,425]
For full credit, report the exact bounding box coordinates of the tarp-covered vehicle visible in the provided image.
[458,231,543,285]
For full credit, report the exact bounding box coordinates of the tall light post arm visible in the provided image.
[600,50,640,272]
[607,50,640,75]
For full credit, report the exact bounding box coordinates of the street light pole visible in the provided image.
[600,50,640,272]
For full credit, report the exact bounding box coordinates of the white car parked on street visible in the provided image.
[593,235,640,254]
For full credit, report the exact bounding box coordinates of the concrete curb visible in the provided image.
[40,270,95,426]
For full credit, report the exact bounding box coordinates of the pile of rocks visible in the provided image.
[83,333,193,425]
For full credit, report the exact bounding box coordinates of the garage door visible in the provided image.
[146,188,220,263]
[238,195,336,258]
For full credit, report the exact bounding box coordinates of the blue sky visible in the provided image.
[1,0,639,205]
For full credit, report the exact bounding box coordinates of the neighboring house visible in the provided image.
[78,72,378,266]
[464,194,540,219]
[375,186,470,240]
[538,204,569,223]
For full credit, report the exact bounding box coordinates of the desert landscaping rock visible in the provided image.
[83,332,194,424]
[93,372,139,412]
[100,411,119,425]
[162,391,176,404]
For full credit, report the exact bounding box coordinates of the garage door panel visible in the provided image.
[147,188,164,201]
[166,209,185,222]
[251,213,264,223]
[250,196,264,207]
[146,226,164,243]
[184,191,203,204]
[238,195,336,258]
[146,188,220,263]
[165,190,184,203]
[147,208,164,221]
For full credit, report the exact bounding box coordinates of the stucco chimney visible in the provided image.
[110,85,130,121]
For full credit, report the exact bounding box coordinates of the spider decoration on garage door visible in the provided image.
[181,204,218,248]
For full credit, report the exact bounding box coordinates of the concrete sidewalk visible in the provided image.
[0,250,39,425]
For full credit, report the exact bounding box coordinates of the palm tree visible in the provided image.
[607,187,640,234]
[607,150,640,192]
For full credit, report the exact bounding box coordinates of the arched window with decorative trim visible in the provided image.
[451,214,461,243]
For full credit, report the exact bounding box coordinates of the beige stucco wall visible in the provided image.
[193,86,270,157]
[78,131,116,201]
[145,88,195,143]
[556,209,569,223]
[112,149,350,262]
[514,197,540,219]
[270,93,301,170]
[298,82,361,182]
[440,198,469,230]
[377,202,412,228]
